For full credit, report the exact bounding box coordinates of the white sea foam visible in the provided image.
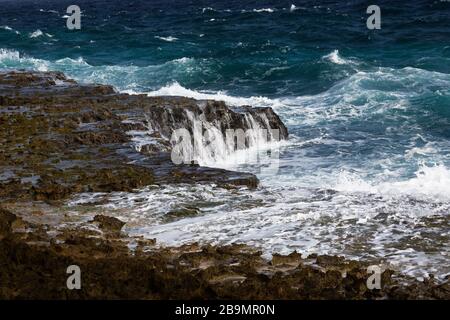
[67,175,450,280]
[54,56,89,66]
[28,29,54,39]
[0,25,20,34]
[201,7,215,13]
[155,35,178,42]
[5,47,441,280]
[322,49,355,65]
[39,9,59,14]
[240,8,275,13]
[253,8,275,13]
[29,29,44,38]
[0,48,49,71]
[144,82,284,109]
[405,143,437,159]
[0,48,20,61]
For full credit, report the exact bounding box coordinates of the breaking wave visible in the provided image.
[334,164,450,202]
[322,49,358,66]
[154,35,178,42]
[0,25,20,34]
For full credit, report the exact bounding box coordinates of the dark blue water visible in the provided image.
[1,0,450,278]
[1,0,449,94]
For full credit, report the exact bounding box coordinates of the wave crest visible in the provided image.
[322,50,357,65]
[155,35,178,42]
[334,164,450,202]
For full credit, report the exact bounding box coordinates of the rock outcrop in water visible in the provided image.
[1,208,448,299]
[0,71,448,300]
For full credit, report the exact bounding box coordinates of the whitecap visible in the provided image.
[29,29,44,38]
[154,35,178,42]
[405,143,437,159]
[201,7,215,13]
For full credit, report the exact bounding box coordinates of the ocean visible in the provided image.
[1,0,449,280]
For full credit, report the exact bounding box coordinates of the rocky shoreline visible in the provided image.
[0,71,448,299]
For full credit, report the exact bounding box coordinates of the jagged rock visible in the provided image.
[0,71,288,201]
[92,215,126,233]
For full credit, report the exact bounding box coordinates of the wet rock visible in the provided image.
[92,215,126,233]
[165,206,201,222]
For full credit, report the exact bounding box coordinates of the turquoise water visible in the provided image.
[1,0,450,279]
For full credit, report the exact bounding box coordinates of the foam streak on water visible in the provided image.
[1,0,450,281]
